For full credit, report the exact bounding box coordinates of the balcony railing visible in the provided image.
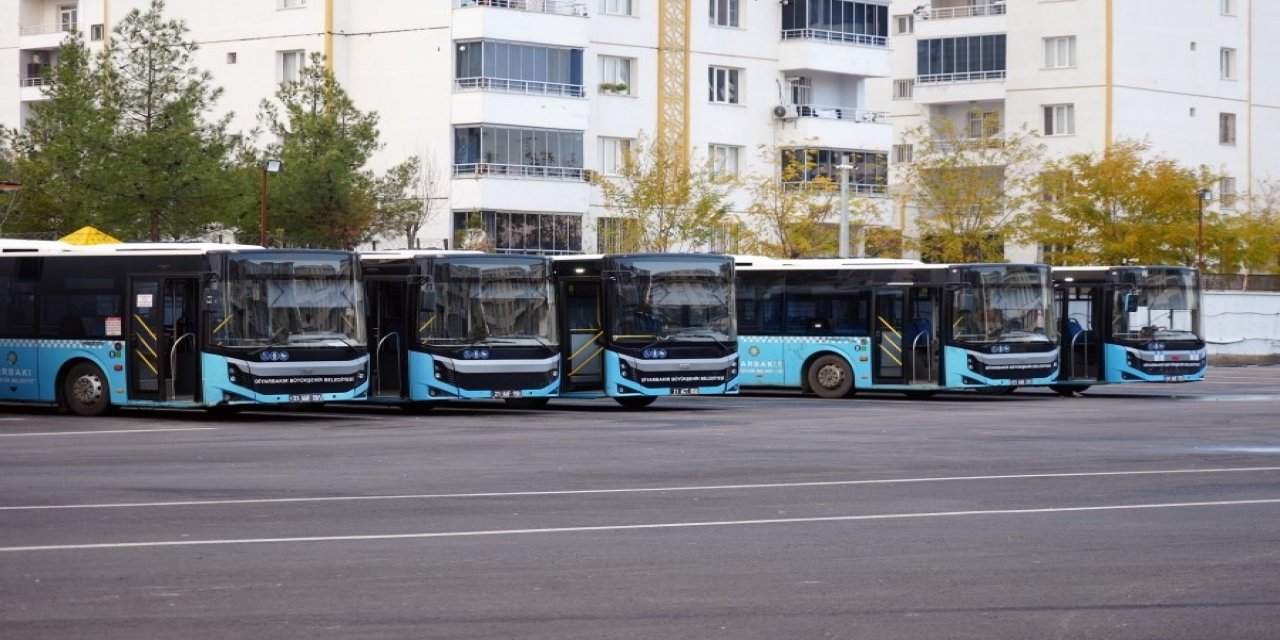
[917,70,1006,84]
[783,181,887,197]
[453,0,588,16]
[920,2,1006,20]
[781,29,889,48]
[453,163,586,181]
[19,23,71,36]
[454,77,585,98]
[795,104,889,123]
[20,77,49,87]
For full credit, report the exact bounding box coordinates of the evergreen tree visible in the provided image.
[102,0,241,241]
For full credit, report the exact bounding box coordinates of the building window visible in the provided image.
[967,111,1000,138]
[599,137,633,175]
[1219,112,1236,145]
[278,50,306,84]
[782,1,889,47]
[453,125,585,180]
[892,79,914,100]
[1220,47,1236,79]
[1220,177,1237,208]
[894,14,913,35]
[709,144,741,177]
[1221,0,1235,15]
[1043,104,1075,136]
[710,0,740,27]
[916,35,1007,83]
[601,0,635,15]
[58,4,77,31]
[599,55,634,96]
[780,148,888,195]
[454,40,585,98]
[892,144,913,164]
[596,217,627,253]
[454,210,583,255]
[278,0,307,9]
[1044,36,1077,69]
[708,66,740,104]
[90,23,104,41]
[226,52,237,65]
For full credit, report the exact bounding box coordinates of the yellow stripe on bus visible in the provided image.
[133,349,158,374]
[568,332,603,361]
[212,315,233,336]
[876,316,901,338]
[568,346,604,377]
[133,314,158,341]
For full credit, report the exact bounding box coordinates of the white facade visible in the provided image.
[0,0,895,252]
[883,0,1280,261]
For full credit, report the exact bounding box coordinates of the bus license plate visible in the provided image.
[289,393,325,403]
[493,390,523,398]
[671,388,699,395]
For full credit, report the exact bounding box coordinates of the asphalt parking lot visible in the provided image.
[2,368,1279,639]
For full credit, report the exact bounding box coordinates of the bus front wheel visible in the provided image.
[63,363,111,417]
[807,355,854,399]
[614,396,656,410]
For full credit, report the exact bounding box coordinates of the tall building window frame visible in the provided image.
[708,66,741,104]
[1219,112,1237,145]
[277,49,306,84]
[278,0,307,9]
[599,136,633,176]
[1044,36,1077,69]
[454,210,583,255]
[1043,104,1075,136]
[1221,0,1236,16]
[710,0,740,27]
[709,144,741,177]
[916,34,1007,83]
[781,1,890,47]
[453,124,585,180]
[1220,177,1237,208]
[599,55,634,96]
[892,79,914,100]
[780,147,888,195]
[600,0,635,15]
[454,40,585,98]
[894,14,913,35]
[1220,47,1237,79]
[57,4,77,31]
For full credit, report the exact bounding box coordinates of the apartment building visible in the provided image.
[1,0,895,252]
[885,0,1280,262]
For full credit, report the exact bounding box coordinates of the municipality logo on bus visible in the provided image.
[260,350,290,362]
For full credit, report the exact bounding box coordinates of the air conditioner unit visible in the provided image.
[773,104,799,119]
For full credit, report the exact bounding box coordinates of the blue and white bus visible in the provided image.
[733,257,1060,398]
[0,242,369,416]
[1050,265,1206,395]
[358,250,559,409]
[551,254,739,409]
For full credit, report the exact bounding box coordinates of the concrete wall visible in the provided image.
[1204,291,1280,365]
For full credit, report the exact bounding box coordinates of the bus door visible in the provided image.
[365,278,405,398]
[560,280,604,392]
[1060,284,1102,382]
[128,276,199,402]
[873,286,940,386]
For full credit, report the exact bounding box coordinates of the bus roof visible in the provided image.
[358,249,485,260]
[4,242,346,257]
[0,239,75,253]
[732,255,924,269]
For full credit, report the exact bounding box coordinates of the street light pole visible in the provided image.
[259,159,282,247]
[1195,188,1211,271]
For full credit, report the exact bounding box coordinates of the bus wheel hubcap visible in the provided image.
[817,365,844,389]
[73,375,103,405]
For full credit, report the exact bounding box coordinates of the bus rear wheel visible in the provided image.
[807,355,854,399]
[614,396,656,410]
[63,362,111,417]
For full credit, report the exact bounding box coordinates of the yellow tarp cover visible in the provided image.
[59,226,121,245]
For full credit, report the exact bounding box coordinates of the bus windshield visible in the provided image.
[421,258,555,348]
[215,253,365,348]
[952,265,1056,345]
[1112,267,1200,342]
[609,256,737,344]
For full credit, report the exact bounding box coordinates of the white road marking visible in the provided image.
[3,466,1278,511]
[4,498,1279,553]
[0,427,218,438]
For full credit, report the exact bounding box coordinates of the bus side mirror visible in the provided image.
[1124,294,1139,313]
[419,287,437,312]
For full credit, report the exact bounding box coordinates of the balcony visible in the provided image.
[453,0,588,17]
[454,77,585,99]
[917,70,1006,85]
[918,1,1006,21]
[453,163,586,181]
[778,33,892,78]
[18,22,71,50]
